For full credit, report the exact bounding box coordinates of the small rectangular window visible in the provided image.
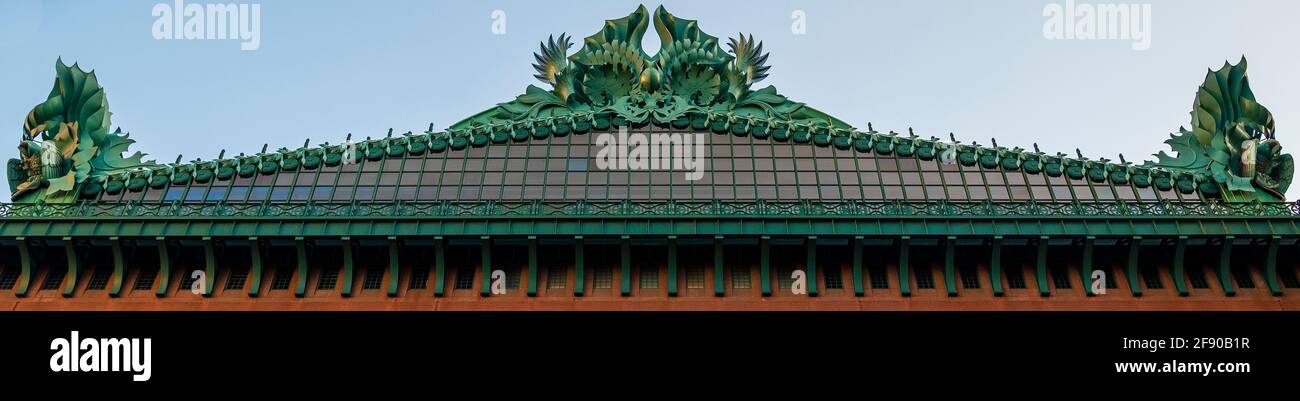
[225,268,249,290]
[639,267,658,289]
[823,267,843,289]
[915,265,935,289]
[41,268,66,291]
[271,268,295,290]
[547,267,567,289]
[505,267,521,289]
[365,268,387,290]
[0,268,18,290]
[777,267,796,290]
[1187,265,1210,289]
[593,267,613,289]
[409,268,429,290]
[1232,266,1255,289]
[686,267,705,289]
[869,265,889,289]
[133,267,158,290]
[960,265,980,289]
[1095,267,1119,289]
[317,267,339,290]
[1051,265,1072,289]
[731,266,751,289]
[1141,265,1163,289]
[86,268,112,291]
[1006,266,1026,289]
[177,270,200,293]
[1280,267,1300,289]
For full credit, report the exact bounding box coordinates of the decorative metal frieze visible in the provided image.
[2,200,1297,220]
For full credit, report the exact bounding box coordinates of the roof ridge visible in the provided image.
[92,111,1204,198]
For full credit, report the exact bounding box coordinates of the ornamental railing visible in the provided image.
[1,200,1298,219]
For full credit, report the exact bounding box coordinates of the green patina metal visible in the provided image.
[667,235,677,296]
[340,237,353,297]
[898,236,911,297]
[1127,237,1143,296]
[1148,59,1292,202]
[805,236,818,296]
[8,60,155,204]
[1173,236,1189,296]
[247,237,262,297]
[2,6,1297,305]
[990,236,1004,296]
[1265,235,1282,295]
[758,235,770,296]
[295,238,309,297]
[479,236,491,297]
[851,236,864,296]
[944,236,957,297]
[450,5,851,137]
[155,238,171,297]
[1036,236,1050,297]
[62,238,79,297]
[1217,236,1235,296]
[1080,236,1094,296]
[434,236,446,296]
[15,238,33,297]
[202,238,216,296]
[713,235,724,297]
[527,236,538,296]
[109,238,125,297]
[573,236,585,297]
[621,236,632,296]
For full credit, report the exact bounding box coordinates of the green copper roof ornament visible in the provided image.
[1148,57,1292,201]
[450,4,852,132]
[8,59,155,203]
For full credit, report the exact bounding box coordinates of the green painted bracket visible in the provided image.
[806,236,818,297]
[155,238,171,297]
[1036,236,1049,297]
[340,237,353,297]
[14,238,32,297]
[480,236,492,297]
[714,236,725,297]
[434,236,446,297]
[851,236,864,296]
[1265,236,1282,296]
[1080,237,1095,296]
[389,236,401,297]
[527,236,538,297]
[759,236,770,296]
[1127,237,1143,297]
[573,236,584,297]
[295,238,310,297]
[1217,236,1235,296]
[202,238,217,297]
[990,236,1003,296]
[622,236,632,296]
[899,236,911,297]
[1173,236,1189,296]
[667,236,678,296]
[248,237,263,297]
[109,238,126,297]
[62,238,79,298]
[944,236,957,297]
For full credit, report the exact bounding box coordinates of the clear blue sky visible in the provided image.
[3,0,1298,199]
